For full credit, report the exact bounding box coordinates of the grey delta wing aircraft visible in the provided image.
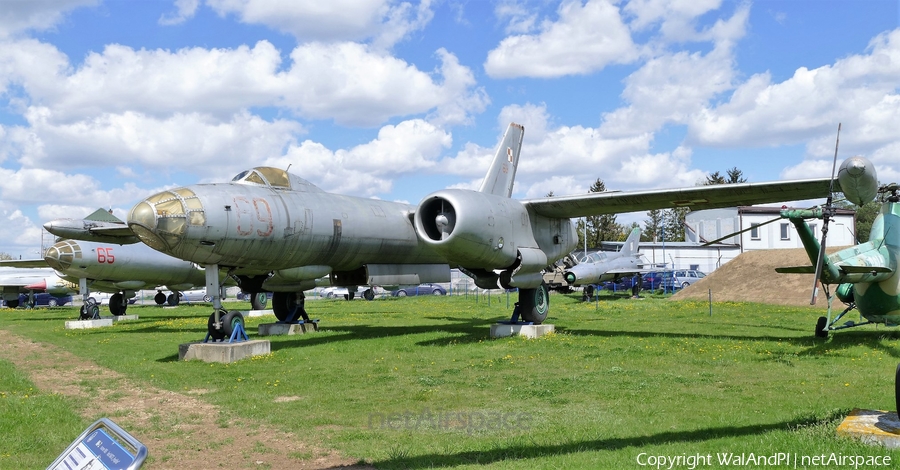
[561,227,664,298]
[113,122,843,340]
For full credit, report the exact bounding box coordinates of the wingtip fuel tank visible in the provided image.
[837,156,877,207]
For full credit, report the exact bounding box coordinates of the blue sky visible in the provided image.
[0,0,899,257]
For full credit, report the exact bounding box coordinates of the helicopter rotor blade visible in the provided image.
[811,123,841,305]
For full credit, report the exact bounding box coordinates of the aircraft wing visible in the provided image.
[605,268,660,274]
[0,259,50,269]
[523,178,835,218]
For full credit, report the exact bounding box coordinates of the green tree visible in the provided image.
[853,200,880,242]
[577,179,624,248]
[643,209,664,242]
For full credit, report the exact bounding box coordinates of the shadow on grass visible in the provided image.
[371,410,850,468]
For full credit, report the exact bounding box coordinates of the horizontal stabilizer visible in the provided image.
[839,265,892,274]
[775,266,815,274]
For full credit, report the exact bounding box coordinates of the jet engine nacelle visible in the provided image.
[415,190,536,270]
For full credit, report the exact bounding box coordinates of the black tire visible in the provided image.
[681,282,690,289]
[520,283,550,324]
[363,289,375,301]
[88,305,100,319]
[167,293,180,306]
[272,292,298,322]
[815,316,829,338]
[347,292,355,301]
[251,292,268,310]
[222,311,245,338]
[48,298,58,307]
[207,311,227,341]
[109,293,124,316]
[202,294,212,302]
[154,291,166,305]
[432,289,444,296]
[397,290,407,297]
[79,305,89,320]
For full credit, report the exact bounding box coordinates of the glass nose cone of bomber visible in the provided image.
[45,240,80,271]
[128,188,203,252]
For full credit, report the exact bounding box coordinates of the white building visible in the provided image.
[594,205,856,273]
[685,206,856,251]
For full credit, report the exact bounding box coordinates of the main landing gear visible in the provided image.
[508,282,549,324]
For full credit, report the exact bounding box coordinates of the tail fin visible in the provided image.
[478,123,524,197]
[621,227,641,255]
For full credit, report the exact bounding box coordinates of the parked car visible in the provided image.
[391,283,446,297]
[641,272,679,292]
[671,270,706,289]
[177,289,213,303]
[2,293,73,307]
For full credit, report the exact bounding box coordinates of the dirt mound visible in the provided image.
[672,248,839,307]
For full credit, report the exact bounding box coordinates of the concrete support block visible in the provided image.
[246,309,274,318]
[837,409,900,448]
[100,315,139,322]
[178,340,271,363]
[490,323,555,339]
[65,319,114,329]
[257,322,318,336]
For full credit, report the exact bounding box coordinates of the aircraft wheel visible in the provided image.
[82,304,100,319]
[520,283,550,324]
[109,293,123,316]
[79,305,89,320]
[895,363,900,418]
[6,299,19,309]
[815,316,829,338]
[222,311,245,337]
[207,310,228,341]
[167,293,180,306]
[251,292,268,310]
[272,292,298,322]
[345,292,355,301]
[154,291,166,305]
[363,289,375,301]
[583,285,594,302]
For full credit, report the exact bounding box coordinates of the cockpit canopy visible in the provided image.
[231,167,322,192]
[579,252,609,264]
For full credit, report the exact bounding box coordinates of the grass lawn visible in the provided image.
[2,291,900,468]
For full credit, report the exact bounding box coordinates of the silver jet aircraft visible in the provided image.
[0,267,73,308]
[3,238,230,318]
[562,227,662,298]
[108,122,840,340]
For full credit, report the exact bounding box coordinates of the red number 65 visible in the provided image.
[97,247,115,264]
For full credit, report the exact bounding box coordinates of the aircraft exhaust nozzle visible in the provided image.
[837,156,877,206]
